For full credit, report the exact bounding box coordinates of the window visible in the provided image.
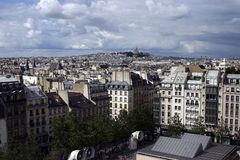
[225,118,228,125]
[163,91,165,95]
[187,92,189,96]
[226,95,229,101]
[175,99,177,103]
[115,97,117,101]
[30,110,33,116]
[231,96,234,101]
[124,98,127,102]
[120,104,122,108]
[124,91,127,96]
[231,88,235,92]
[175,106,177,110]
[115,103,117,108]
[195,101,199,105]
[178,99,181,103]
[168,91,171,95]
[178,106,181,110]
[162,105,165,110]
[124,104,127,109]
[196,93,199,97]
[120,97,122,102]
[236,96,239,102]
[225,103,229,116]
[115,91,117,95]
[36,109,39,115]
[237,88,240,93]
[226,87,230,92]
[236,104,239,117]
[41,108,45,115]
[120,91,122,95]
[230,103,234,117]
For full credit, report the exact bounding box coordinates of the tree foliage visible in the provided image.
[51,107,153,157]
[167,114,185,137]
[1,136,43,160]
[192,116,206,135]
[225,66,240,74]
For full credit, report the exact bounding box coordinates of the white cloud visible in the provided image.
[145,0,190,19]
[180,41,209,53]
[36,0,67,19]
[1,0,240,57]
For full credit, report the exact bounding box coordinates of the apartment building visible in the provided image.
[25,85,49,148]
[46,92,68,142]
[72,81,110,115]
[185,72,204,129]
[107,70,153,118]
[153,85,161,126]
[160,72,188,125]
[205,70,220,129]
[172,72,188,124]
[159,74,174,126]
[0,76,27,142]
[221,74,240,134]
[58,91,97,121]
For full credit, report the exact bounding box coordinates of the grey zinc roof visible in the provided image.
[227,74,240,79]
[206,70,219,79]
[152,136,203,158]
[174,72,188,84]
[0,76,18,83]
[181,133,211,150]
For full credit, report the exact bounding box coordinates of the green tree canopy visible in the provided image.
[167,114,185,137]
[191,116,206,135]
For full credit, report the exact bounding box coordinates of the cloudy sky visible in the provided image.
[0,0,240,57]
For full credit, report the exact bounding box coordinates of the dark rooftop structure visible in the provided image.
[137,133,239,160]
[68,92,95,108]
[46,92,67,108]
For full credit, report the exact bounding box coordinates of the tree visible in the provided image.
[215,118,230,143]
[2,136,43,160]
[167,114,185,137]
[192,116,206,134]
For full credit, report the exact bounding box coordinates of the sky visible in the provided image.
[0,0,240,57]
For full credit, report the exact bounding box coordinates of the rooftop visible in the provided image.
[0,75,18,83]
[137,133,238,160]
[227,74,240,79]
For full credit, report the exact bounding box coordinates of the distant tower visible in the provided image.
[33,59,36,68]
[133,47,139,54]
[25,59,30,71]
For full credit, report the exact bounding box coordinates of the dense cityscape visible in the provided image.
[0,50,240,159]
[2,0,240,159]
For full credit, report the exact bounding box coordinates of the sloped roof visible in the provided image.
[152,136,203,158]
[182,133,211,150]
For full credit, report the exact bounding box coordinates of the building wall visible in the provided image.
[136,154,166,160]
[109,89,133,119]
[222,84,240,133]
[0,119,7,147]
